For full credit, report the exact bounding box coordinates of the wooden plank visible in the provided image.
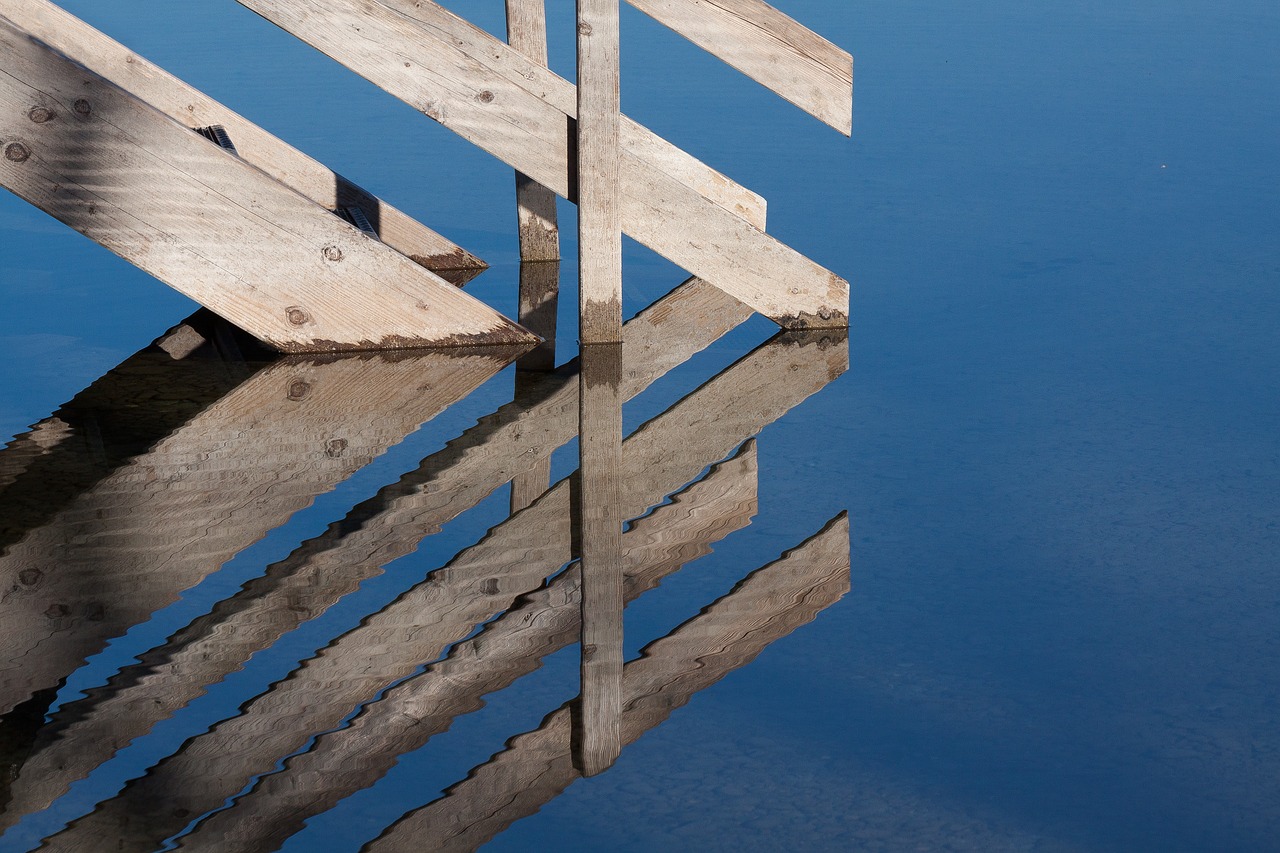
[364,513,851,853]
[625,0,853,135]
[0,0,489,284]
[236,0,848,326]
[7,277,747,828]
[46,329,846,852]
[577,0,623,342]
[0,16,533,352]
[506,0,560,262]
[514,260,560,372]
[574,343,624,773]
[0,334,523,729]
[171,443,757,853]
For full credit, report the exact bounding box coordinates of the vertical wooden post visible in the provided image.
[506,0,561,263]
[576,0,623,343]
[573,342,624,775]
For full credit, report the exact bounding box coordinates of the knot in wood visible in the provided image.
[322,245,344,262]
[4,142,31,163]
[578,22,593,36]
[286,306,312,326]
[44,603,70,619]
[18,568,43,586]
[476,90,495,104]
[287,379,311,400]
[74,98,92,116]
[325,438,348,458]
[28,106,55,123]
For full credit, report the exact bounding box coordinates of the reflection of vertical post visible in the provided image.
[510,259,560,513]
[506,0,560,264]
[576,0,623,343]
[573,343,623,775]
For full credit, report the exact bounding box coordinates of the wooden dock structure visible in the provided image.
[1,0,852,348]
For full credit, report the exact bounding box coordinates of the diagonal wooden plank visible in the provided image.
[364,513,851,853]
[238,0,849,327]
[0,0,489,285]
[44,330,847,853]
[626,0,853,135]
[172,443,758,853]
[0,16,534,351]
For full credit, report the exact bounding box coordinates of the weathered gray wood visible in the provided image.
[236,0,847,326]
[0,0,489,284]
[0,16,532,351]
[514,260,560,372]
[45,329,846,852]
[577,0,623,342]
[0,338,522,730]
[173,443,757,853]
[625,0,853,135]
[364,513,851,853]
[506,0,560,262]
[12,277,747,832]
[575,343,624,773]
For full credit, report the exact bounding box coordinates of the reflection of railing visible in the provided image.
[0,269,850,849]
[0,0,851,348]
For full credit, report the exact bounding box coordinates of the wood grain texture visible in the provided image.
[0,16,532,351]
[45,329,844,852]
[577,0,623,342]
[575,343,624,773]
[365,513,851,853]
[0,343,523,827]
[13,278,746,824]
[0,0,489,284]
[175,443,756,853]
[237,0,849,327]
[626,0,853,134]
[506,0,560,262]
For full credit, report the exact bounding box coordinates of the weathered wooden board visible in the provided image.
[506,0,560,262]
[577,0,623,342]
[0,0,488,284]
[0,336,522,731]
[0,17,533,351]
[8,277,746,828]
[625,0,853,134]
[364,514,851,853]
[173,443,757,853]
[46,330,846,851]
[575,343,624,773]
[237,0,847,326]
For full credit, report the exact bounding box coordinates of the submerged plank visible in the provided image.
[365,513,851,853]
[0,16,532,351]
[45,330,846,852]
[626,0,853,134]
[0,0,488,284]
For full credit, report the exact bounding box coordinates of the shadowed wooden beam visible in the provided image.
[574,343,624,774]
[171,443,757,853]
[509,261,560,513]
[44,330,845,852]
[0,0,488,285]
[3,278,745,830]
[364,513,851,853]
[0,16,533,352]
[237,0,847,327]
[0,333,525,732]
[577,0,623,342]
[625,0,853,135]
[506,0,560,263]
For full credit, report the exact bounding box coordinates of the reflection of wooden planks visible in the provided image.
[48,330,845,851]
[176,443,757,853]
[239,0,847,327]
[366,514,851,853]
[0,343,522,729]
[0,0,487,285]
[10,277,746,827]
[626,0,853,134]
[0,17,532,352]
[575,344,624,774]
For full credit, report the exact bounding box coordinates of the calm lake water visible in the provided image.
[2,1,1278,851]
